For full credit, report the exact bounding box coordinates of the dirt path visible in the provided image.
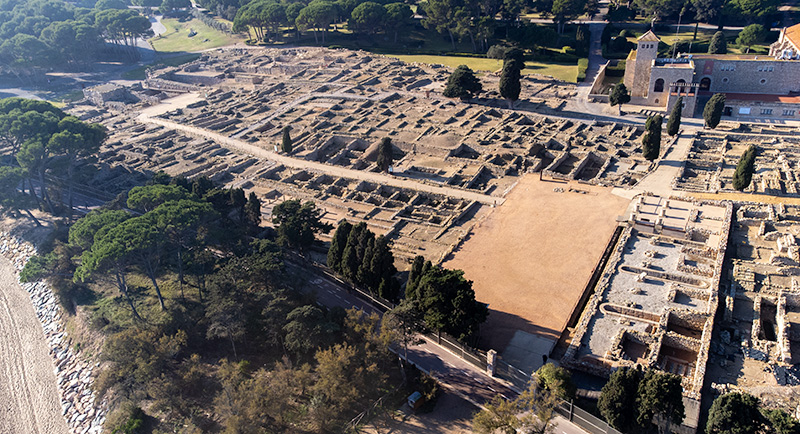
[139,109,504,205]
[0,256,67,434]
[444,176,629,352]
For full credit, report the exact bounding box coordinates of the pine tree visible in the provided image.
[376,137,393,172]
[499,59,522,108]
[642,114,662,161]
[703,93,726,129]
[666,96,683,136]
[443,65,483,101]
[707,393,765,434]
[708,31,727,54]
[281,126,292,153]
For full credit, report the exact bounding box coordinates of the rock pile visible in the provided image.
[0,231,107,434]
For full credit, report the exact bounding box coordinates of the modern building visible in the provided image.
[622,25,800,120]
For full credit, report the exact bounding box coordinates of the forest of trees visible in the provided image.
[0,0,152,80]
[18,169,426,432]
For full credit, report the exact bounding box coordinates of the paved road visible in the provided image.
[138,113,505,205]
[289,260,588,434]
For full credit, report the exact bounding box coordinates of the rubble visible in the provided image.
[0,231,107,434]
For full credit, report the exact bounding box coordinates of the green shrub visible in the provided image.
[605,60,626,77]
[563,46,576,55]
[577,58,589,82]
[619,29,632,37]
[106,402,146,434]
[487,44,510,59]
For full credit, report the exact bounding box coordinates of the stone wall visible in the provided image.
[0,232,107,434]
[693,58,800,95]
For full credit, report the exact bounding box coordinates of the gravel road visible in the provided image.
[0,255,67,434]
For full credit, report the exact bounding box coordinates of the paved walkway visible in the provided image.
[293,260,588,434]
[138,113,504,205]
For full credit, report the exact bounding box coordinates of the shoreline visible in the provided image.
[0,231,107,434]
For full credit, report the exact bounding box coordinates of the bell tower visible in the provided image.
[624,30,660,97]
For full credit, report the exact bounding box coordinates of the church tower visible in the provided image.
[623,30,660,98]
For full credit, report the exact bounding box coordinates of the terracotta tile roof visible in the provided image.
[698,91,800,103]
[638,30,660,42]
[785,23,800,48]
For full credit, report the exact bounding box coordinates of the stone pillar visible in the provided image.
[487,349,497,377]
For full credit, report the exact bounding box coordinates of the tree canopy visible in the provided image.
[666,97,682,137]
[707,392,765,434]
[609,83,631,113]
[499,58,522,108]
[443,64,483,101]
[732,145,757,191]
[406,258,488,341]
[272,199,333,251]
[703,93,726,129]
[736,24,766,53]
[708,31,728,54]
[642,114,662,161]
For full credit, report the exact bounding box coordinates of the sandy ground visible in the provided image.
[0,255,68,434]
[444,175,630,352]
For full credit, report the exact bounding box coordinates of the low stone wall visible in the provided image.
[0,231,107,434]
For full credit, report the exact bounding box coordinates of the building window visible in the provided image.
[783,109,796,116]
[761,108,773,115]
[769,66,774,72]
[722,77,729,83]
[654,78,665,92]
[676,79,686,93]
[700,77,711,90]
[760,79,767,84]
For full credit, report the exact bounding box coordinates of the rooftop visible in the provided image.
[784,23,800,48]
[698,91,800,103]
[638,30,660,42]
[687,53,800,61]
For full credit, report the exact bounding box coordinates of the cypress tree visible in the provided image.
[709,31,727,54]
[406,255,425,300]
[358,236,377,288]
[376,137,393,172]
[732,145,757,191]
[327,220,353,272]
[666,96,682,136]
[342,223,367,280]
[281,126,292,153]
[499,59,522,108]
[243,191,262,231]
[642,114,662,161]
[703,93,726,129]
[371,235,398,301]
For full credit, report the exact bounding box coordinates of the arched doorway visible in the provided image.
[654,78,665,92]
[700,77,711,90]
[676,79,686,93]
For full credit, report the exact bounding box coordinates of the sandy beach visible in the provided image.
[0,255,68,434]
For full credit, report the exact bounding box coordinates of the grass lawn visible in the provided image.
[390,54,578,82]
[122,53,202,80]
[151,18,242,53]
